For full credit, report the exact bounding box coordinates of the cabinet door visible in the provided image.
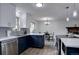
[0,4,16,27]
[30,35,44,48]
[8,4,16,27]
[18,36,29,54]
[0,4,1,26]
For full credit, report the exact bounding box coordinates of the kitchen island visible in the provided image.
[61,38,79,55]
[56,35,79,55]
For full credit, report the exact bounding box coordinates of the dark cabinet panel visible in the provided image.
[30,35,44,48]
[18,35,44,54]
[18,36,29,54]
[0,42,1,55]
[58,39,61,55]
[67,47,79,55]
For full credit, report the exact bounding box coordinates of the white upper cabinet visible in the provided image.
[0,3,16,27]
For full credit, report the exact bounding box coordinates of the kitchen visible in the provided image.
[0,3,79,55]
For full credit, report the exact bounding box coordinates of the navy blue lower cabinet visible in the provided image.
[30,35,44,48]
[67,47,79,55]
[18,35,44,54]
[0,42,1,55]
[18,36,29,54]
[61,42,79,55]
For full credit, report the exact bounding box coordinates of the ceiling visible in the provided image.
[14,3,79,21]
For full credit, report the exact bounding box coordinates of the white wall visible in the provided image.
[38,17,79,35]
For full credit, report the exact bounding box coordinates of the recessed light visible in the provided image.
[36,3,43,7]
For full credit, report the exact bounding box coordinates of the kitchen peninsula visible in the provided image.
[0,34,44,55]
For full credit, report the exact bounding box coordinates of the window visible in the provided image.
[30,22,35,33]
[16,17,20,31]
[13,9,21,31]
[12,17,20,31]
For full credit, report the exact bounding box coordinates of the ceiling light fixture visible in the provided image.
[66,17,69,22]
[73,3,77,17]
[36,3,43,7]
[16,9,21,17]
[66,6,69,22]
[43,17,51,25]
[73,10,77,17]
[44,22,50,25]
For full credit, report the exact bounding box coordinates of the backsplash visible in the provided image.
[21,28,30,34]
[0,27,30,38]
[0,27,11,38]
[10,28,30,36]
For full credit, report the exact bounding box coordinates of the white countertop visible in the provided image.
[0,33,44,42]
[61,38,79,48]
[27,33,44,35]
[0,36,18,41]
[0,35,29,41]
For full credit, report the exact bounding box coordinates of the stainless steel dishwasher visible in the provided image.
[1,38,18,55]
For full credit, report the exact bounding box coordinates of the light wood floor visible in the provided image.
[21,40,58,55]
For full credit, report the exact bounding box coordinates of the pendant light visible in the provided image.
[66,17,69,22]
[73,10,77,17]
[44,17,50,25]
[73,3,77,17]
[66,6,69,22]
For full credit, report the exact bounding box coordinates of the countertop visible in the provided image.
[56,35,79,38]
[61,38,79,48]
[0,33,44,42]
[0,36,18,41]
